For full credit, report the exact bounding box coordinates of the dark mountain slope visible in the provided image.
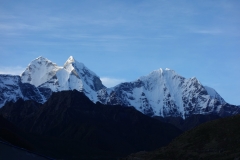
[0,115,34,151]
[154,114,221,131]
[0,99,41,128]
[0,115,55,159]
[0,90,182,159]
[124,114,240,160]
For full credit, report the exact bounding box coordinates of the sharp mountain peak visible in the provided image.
[0,56,239,118]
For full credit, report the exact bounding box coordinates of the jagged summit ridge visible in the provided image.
[64,55,75,65]
[2,56,124,107]
[64,56,99,78]
[0,56,239,118]
[20,56,105,102]
[21,56,60,87]
[97,68,230,118]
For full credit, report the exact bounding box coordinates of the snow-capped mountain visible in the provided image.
[97,68,238,118]
[21,56,106,102]
[0,75,51,107]
[0,56,239,118]
[21,57,60,87]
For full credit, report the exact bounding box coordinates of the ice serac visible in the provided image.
[21,56,60,87]
[38,56,106,102]
[97,68,239,118]
[0,75,51,108]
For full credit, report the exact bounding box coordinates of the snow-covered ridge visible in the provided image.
[0,56,239,118]
[0,74,51,107]
[97,68,230,118]
[21,56,105,102]
[21,56,61,87]
[204,86,225,104]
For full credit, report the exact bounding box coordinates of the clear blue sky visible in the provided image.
[0,0,239,105]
